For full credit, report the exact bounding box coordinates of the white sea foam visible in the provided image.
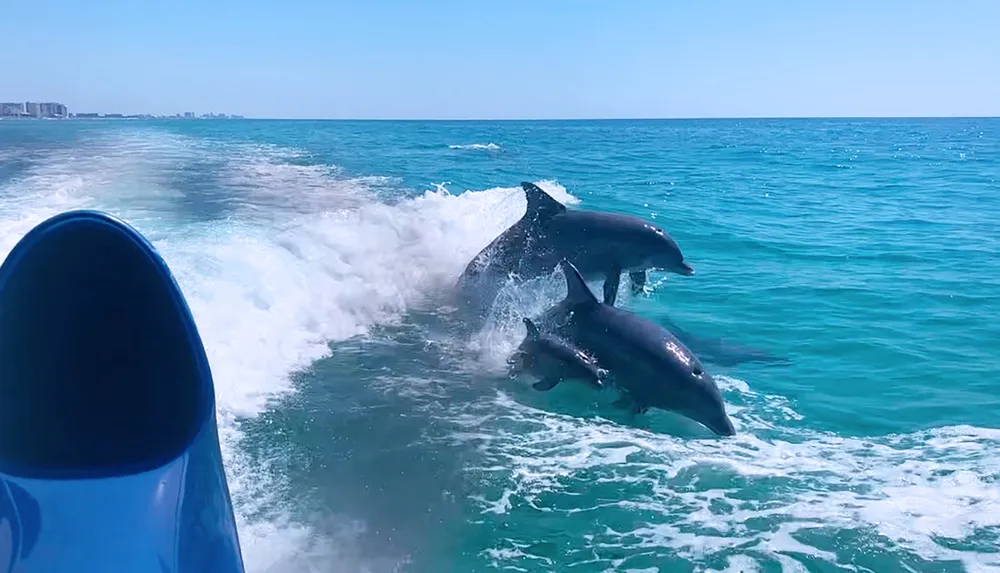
[5,127,998,573]
[454,388,1000,572]
[0,127,577,572]
[448,142,503,151]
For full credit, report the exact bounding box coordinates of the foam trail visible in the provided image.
[152,177,578,571]
[0,128,580,571]
[6,126,998,573]
[452,388,1000,572]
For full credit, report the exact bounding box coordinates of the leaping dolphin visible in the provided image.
[455,182,693,318]
[507,317,607,392]
[533,260,736,437]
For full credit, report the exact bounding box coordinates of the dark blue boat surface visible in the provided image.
[0,211,245,573]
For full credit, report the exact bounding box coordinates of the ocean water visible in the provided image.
[1,118,998,573]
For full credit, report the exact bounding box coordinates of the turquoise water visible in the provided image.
[1,118,998,572]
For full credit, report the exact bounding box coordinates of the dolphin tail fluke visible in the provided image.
[521,181,566,221]
[558,259,599,307]
[522,317,541,339]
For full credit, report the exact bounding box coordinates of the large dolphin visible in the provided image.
[507,317,607,392]
[455,182,694,318]
[658,317,790,368]
[533,260,736,436]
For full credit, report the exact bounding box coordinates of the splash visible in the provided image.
[453,388,1000,572]
[0,127,576,572]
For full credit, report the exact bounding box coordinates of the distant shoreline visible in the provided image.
[1,115,996,122]
[0,113,244,121]
[0,117,244,121]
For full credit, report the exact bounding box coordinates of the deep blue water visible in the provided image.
[1,118,998,572]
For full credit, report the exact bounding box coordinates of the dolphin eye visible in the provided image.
[692,366,703,376]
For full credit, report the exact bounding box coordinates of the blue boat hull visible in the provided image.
[0,211,245,573]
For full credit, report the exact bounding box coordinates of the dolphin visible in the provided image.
[658,317,790,368]
[507,317,607,392]
[532,260,736,437]
[455,182,694,318]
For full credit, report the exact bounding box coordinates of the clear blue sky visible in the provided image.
[3,0,998,119]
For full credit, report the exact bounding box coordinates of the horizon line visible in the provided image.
[253,114,1000,121]
[44,113,1000,122]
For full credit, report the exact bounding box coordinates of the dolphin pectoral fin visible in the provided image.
[602,266,622,306]
[612,392,649,415]
[629,271,647,295]
[532,377,562,391]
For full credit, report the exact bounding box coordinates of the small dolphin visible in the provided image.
[507,317,607,392]
[455,182,693,318]
[532,260,736,436]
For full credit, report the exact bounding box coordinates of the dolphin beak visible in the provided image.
[707,415,736,437]
[678,262,695,276]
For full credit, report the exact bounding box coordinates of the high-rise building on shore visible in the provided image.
[0,102,26,116]
[3,101,244,120]
[0,101,69,118]
[39,102,67,118]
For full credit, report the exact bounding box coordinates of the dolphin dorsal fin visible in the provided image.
[559,260,599,307]
[521,182,566,221]
[522,317,541,339]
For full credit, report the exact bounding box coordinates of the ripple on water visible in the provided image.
[451,383,1000,573]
